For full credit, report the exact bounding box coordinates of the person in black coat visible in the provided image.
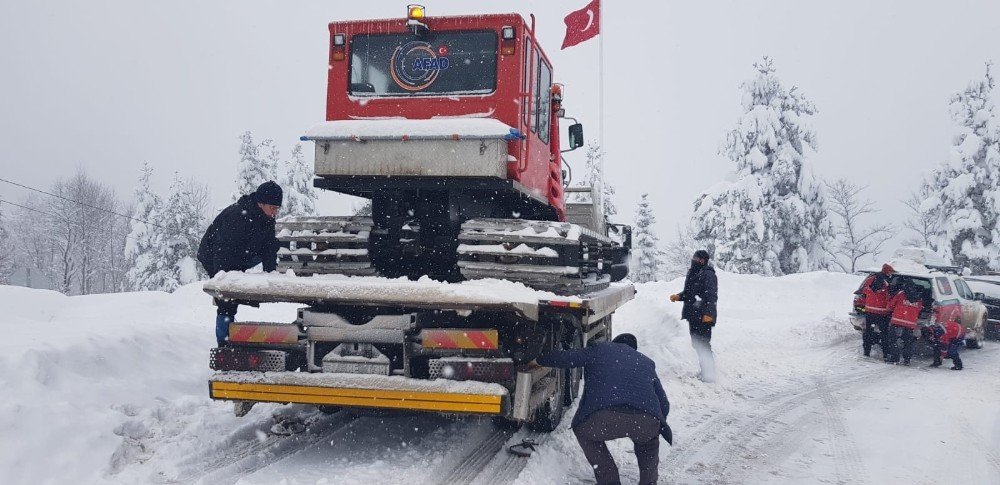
[669,249,718,382]
[535,333,671,485]
[198,181,283,346]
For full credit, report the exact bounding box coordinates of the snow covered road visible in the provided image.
[2,271,999,484]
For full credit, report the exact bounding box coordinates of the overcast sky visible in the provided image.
[2,0,998,266]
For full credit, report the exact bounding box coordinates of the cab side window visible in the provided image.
[955,279,973,299]
[536,60,552,144]
[936,277,953,296]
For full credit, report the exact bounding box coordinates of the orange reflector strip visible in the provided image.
[421,329,499,350]
[209,381,502,414]
[229,323,298,345]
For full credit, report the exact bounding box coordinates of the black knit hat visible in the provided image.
[254,181,283,206]
[612,333,638,350]
[694,249,711,261]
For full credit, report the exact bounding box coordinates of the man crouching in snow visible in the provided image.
[670,249,719,382]
[533,333,672,485]
[197,181,283,346]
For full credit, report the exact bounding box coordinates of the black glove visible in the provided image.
[660,422,673,446]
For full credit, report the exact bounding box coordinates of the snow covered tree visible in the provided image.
[902,191,939,251]
[691,57,834,275]
[919,62,1000,273]
[125,163,165,291]
[662,225,701,280]
[631,193,663,283]
[234,132,279,200]
[281,143,317,217]
[149,173,208,291]
[824,179,896,273]
[569,142,617,220]
[0,203,15,284]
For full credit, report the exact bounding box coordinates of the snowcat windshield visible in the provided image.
[349,31,497,97]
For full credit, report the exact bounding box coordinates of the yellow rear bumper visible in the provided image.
[209,380,503,414]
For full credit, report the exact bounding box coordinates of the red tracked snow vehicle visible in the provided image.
[280,6,631,292]
[206,6,634,431]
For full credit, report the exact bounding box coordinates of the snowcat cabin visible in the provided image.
[320,12,569,222]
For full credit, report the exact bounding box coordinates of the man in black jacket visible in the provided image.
[198,181,283,346]
[670,249,718,382]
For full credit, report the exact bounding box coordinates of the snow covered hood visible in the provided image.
[203,272,581,321]
[302,119,518,141]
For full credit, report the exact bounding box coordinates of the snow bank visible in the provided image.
[303,118,516,140]
[0,283,301,485]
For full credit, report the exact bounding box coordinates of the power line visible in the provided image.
[1,198,141,242]
[0,177,166,229]
[0,198,61,219]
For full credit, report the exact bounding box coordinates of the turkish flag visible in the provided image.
[561,0,600,49]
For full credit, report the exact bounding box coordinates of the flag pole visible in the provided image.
[598,0,606,216]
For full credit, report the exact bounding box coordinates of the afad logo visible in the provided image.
[390,41,450,91]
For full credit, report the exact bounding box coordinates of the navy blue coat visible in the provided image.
[198,195,280,277]
[537,341,670,429]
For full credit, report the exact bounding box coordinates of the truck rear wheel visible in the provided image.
[564,329,584,406]
[491,416,522,431]
[528,370,565,432]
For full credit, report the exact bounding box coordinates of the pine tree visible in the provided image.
[632,193,662,283]
[154,173,208,291]
[234,132,279,200]
[124,163,164,291]
[920,62,1000,273]
[281,143,317,217]
[691,57,834,275]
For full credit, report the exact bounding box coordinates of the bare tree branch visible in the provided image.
[825,178,898,272]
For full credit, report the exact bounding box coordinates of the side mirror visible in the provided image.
[974,292,985,301]
[568,123,584,150]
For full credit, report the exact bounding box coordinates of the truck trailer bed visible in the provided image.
[203,271,633,323]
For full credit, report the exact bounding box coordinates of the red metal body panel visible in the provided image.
[325,14,565,220]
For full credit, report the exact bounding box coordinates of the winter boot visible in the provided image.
[929,356,943,368]
[951,357,963,371]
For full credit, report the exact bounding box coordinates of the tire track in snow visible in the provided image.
[958,418,1000,474]
[471,430,550,485]
[816,376,868,485]
[170,411,359,484]
[433,426,517,485]
[662,366,885,483]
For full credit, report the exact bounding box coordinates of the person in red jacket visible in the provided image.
[930,320,965,370]
[860,264,895,359]
[885,282,923,365]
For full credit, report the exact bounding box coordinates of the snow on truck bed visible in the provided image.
[203,271,580,319]
[303,118,516,140]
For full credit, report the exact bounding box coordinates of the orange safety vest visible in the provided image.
[888,292,922,330]
[863,274,891,316]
